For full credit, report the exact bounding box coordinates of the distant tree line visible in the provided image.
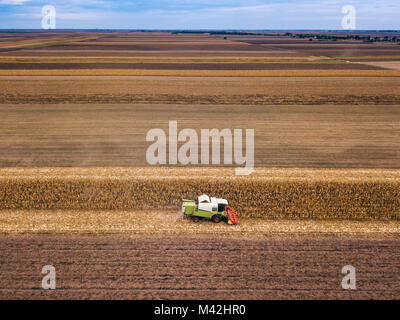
[284,32,400,43]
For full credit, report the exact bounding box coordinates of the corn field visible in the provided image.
[0,168,398,220]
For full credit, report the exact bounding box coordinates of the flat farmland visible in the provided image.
[0,50,298,57]
[0,30,399,300]
[1,77,400,104]
[236,37,400,57]
[3,69,399,76]
[1,31,398,60]
[29,42,273,52]
[1,32,400,76]
[0,103,398,168]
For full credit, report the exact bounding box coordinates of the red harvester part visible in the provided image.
[226,206,240,225]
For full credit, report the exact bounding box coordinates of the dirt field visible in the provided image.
[0,62,383,70]
[357,61,400,70]
[2,77,399,99]
[0,50,298,57]
[1,32,395,167]
[0,104,398,168]
[0,30,399,300]
[0,235,398,300]
[3,69,399,77]
[1,76,400,104]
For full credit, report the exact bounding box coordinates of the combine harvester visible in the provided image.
[182,195,240,225]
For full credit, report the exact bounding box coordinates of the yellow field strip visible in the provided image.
[0,56,317,60]
[1,210,399,238]
[0,168,398,220]
[2,167,397,180]
[0,58,334,63]
[73,41,243,45]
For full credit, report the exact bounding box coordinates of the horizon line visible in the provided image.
[0,28,399,32]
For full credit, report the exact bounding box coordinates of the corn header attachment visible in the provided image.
[226,206,240,225]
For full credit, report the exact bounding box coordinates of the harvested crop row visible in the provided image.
[2,93,400,105]
[0,168,398,220]
[0,62,383,70]
[1,69,400,77]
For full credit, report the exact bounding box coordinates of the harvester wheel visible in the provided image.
[212,215,222,223]
[192,216,200,223]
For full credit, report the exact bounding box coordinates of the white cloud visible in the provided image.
[1,0,399,29]
[0,0,30,4]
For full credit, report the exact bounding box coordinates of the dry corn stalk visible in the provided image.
[0,167,398,220]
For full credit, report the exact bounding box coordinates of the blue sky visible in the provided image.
[0,0,398,30]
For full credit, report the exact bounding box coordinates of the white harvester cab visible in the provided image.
[197,194,228,213]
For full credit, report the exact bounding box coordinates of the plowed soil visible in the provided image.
[0,235,398,300]
[32,44,275,51]
[0,62,382,70]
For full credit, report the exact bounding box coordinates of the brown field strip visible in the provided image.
[1,77,399,104]
[1,30,399,301]
[1,235,399,299]
[0,50,299,57]
[0,57,328,62]
[292,49,400,57]
[74,41,240,45]
[0,36,100,49]
[26,43,274,51]
[0,62,383,70]
[1,69,400,76]
[3,93,399,104]
[0,168,398,220]
[0,75,398,81]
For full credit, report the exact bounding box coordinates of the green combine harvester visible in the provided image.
[182,194,240,225]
